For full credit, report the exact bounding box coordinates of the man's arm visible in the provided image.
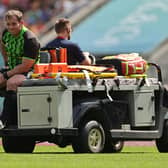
[0,40,8,65]
[73,44,91,65]
[6,58,35,78]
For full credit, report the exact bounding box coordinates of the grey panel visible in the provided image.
[131,91,155,126]
[19,93,51,127]
[17,86,73,129]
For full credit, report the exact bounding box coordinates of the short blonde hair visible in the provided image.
[5,10,23,22]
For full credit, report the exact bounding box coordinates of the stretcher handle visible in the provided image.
[148,62,162,82]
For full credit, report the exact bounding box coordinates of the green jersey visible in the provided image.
[2,26,40,69]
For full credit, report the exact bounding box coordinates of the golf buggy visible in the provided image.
[0,48,168,154]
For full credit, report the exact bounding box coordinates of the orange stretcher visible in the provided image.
[32,64,117,79]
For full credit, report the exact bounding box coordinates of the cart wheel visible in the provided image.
[2,136,35,153]
[156,120,168,152]
[72,120,105,153]
[103,139,124,153]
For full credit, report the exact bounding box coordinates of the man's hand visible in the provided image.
[0,72,6,84]
[81,52,92,65]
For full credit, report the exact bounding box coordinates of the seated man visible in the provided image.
[46,18,91,65]
[0,10,40,127]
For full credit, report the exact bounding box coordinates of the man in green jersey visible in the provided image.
[0,10,40,127]
[0,9,40,91]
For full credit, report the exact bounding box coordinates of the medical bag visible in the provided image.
[96,53,148,76]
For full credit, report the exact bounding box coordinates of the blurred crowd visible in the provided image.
[0,0,89,35]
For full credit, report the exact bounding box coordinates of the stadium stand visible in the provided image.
[146,39,168,85]
[0,0,94,36]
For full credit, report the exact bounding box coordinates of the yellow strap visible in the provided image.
[31,72,118,79]
[126,74,147,78]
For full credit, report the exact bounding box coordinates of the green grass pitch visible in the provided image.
[0,145,168,168]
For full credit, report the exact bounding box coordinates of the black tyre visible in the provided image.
[2,136,35,153]
[156,120,168,152]
[72,120,105,153]
[104,139,124,153]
